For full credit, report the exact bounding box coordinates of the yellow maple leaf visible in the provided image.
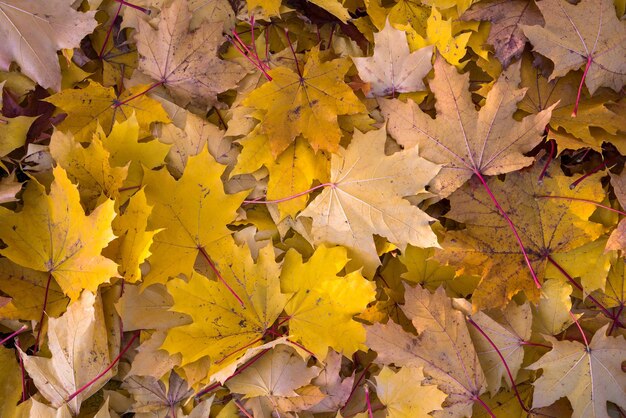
[527,324,626,417]
[533,278,574,336]
[0,166,118,300]
[142,146,248,286]
[375,366,447,418]
[49,128,128,208]
[157,111,225,178]
[386,0,429,34]
[98,115,170,198]
[0,114,34,159]
[299,127,440,276]
[161,241,288,374]
[402,7,472,67]
[281,246,376,359]
[439,160,605,309]
[243,46,367,156]
[45,80,170,142]
[233,129,329,219]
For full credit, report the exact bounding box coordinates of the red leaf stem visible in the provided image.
[194,348,272,398]
[112,80,165,108]
[467,317,530,412]
[243,182,334,205]
[535,195,626,217]
[538,139,555,184]
[572,56,593,117]
[98,1,123,58]
[66,330,140,403]
[546,255,622,329]
[197,246,244,306]
[475,171,541,288]
[520,340,552,349]
[114,0,150,13]
[0,325,27,347]
[364,383,374,418]
[234,399,254,417]
[340,363,371,413]
[473,393,496,418]
[570,157,616,189]
[568,311,589,347]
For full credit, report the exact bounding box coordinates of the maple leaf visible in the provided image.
[527,324,626,417]
[402,7,473,67]
[122,371,193,416]
[161,241,288,374]
[469,303,532,395]
[98,115,171,197]
[0,166,118,300]
[141,146,247,286]
[518,55,626,149]
[49,128,129,207]
[367,285,487,417]
[438,160,605,309]
[522,0,626,95]
[17,291,112,415]
[134,0,245,109]
[352,19,433,97]
[281,246,376,359]
[0,0,97,91]
[233,130,329,219]
[243,46,367,156]
[382,55,554,198]
[375,366,447,418]
[45,80,170,142]
[226,345,319,398]
[462,0,543,67]
[299,127,441,276]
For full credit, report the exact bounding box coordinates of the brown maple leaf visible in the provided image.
[367,285,487,418]
[522,0,626,95]
[134,0,245,109]
[381,55,554,198]
[0,0,97,91]
[462,0,543,68]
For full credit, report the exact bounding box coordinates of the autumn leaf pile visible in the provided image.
[1,0,626,416]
